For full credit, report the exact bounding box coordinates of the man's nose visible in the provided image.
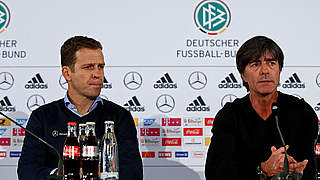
[260,62,269,74]
[93,67,104,78]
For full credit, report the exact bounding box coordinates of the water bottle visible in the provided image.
[100,121,119,180]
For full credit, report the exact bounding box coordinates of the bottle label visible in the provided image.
[82,146,98,157]
[316,144,320,155]
[63,146,80,157]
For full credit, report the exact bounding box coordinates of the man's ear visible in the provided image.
[61,66,71,82]
[241,72,248,83]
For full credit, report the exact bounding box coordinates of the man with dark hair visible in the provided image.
[205,36,318,179]
[18,36,143,180]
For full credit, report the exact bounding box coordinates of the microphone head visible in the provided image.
[271,102,279,113]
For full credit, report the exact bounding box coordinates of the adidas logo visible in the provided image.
[0,96,16,112]
[186,96,210,112]
[124,96,145,112]
[315,103,320,111]
[102,77,112,89]
[218,73,241,88]
[25,73,48,89]
[153,73,177,89]
[282,73,305,88]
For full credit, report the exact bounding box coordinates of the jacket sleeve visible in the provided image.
[299,99,318,180]
[116,109,143,180]
[205,103,241,180]
[17,110,55,180]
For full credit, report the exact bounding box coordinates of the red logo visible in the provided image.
[140,128,160,136]
[0,151,6,157]
[315,144,320,155]
[205,118,214,126]
[158,151,172,158]
[63,146,80,157]
[13,128,25,136]
[0,138,10,146]
[184,128,203,136]
[142,152,155,158]
[162,118,181,126]
[162,138,181,146]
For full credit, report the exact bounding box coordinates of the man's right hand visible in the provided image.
[261,145,296,176]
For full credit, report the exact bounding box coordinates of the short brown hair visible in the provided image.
[60,36,102,71]
[236,36,284,90]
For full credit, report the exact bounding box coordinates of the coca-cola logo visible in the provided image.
[162,138,181,146]
[184,128,203,136]
[315,144,320,155]
[63,146,80,157]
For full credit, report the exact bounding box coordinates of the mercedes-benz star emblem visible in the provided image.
[52,130,59,137]
[27,94,45,111]
[123,71,142,90]
[316,73,320,88]
[221,94,237,107]
[0,72,14,90]
[156,94,175,113]
[188,71,207,90]
[59,75,68,90]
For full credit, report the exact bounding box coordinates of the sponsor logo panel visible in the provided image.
[184,128,203,136]
[192,151,205,158]
[124,96,145,112]
[140,128,160,136]
[0,137,10,146]
[184,137,203,146]
[9,151,21,158]
[140,137,161,146]
[175,151,188,158]
[205,118,214,126]
[162,138,182,146]
[143,118,159,127]
[142,152,155,158]
[161,127,182,136]
[218,73,241,88]
[0,151,6,157]
[24,73,48,89]
[186,96,210,112]
[158,151,172,158]
[0,96,16,112]
[0,118,10,126]
[184,117,203,126]
[282,73,305,89]
[162,118,181,126]
[205,137,211,146]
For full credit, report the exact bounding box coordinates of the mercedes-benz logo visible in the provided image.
[156,94,175,113]
[188,71,207,90]
[221,94,237,107]
[316,73,320,88]
[59,75,68,90]
[27,94,45,111]
[52,130,59,137]
[123,71,142,90]
[0,72,14,90]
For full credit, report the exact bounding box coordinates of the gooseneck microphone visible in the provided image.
[0,111,63,180]
[271,103,302,180]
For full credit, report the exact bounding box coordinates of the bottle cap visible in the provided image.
[86,122,95,125]
[104,121,114,124]
[67,122,77,125]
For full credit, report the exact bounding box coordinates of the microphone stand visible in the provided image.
[0,111,63,180]
[270,103,302,180]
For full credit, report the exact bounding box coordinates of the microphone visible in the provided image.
[0,111,63,180]
[271,103,302,180]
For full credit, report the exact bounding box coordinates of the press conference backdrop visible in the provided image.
[0,0,320,179]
